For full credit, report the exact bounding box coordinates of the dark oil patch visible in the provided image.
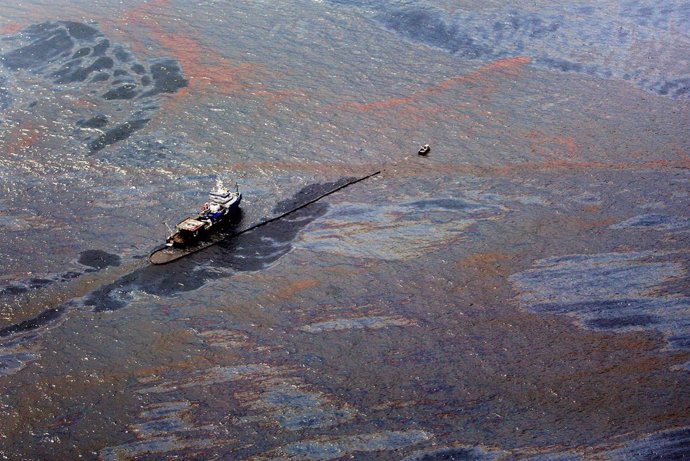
[139,59,188,98]
[60,271,82,280]
[1,22,76,69]
[91,39,110,56]
[585,314,659,330]
[90,72,110,83]
[606,426,690,460]
[0,269,86,301]
[28,278,52,289]
[77,114,108,129]
[89,119,150,152]
[273,177,356,213]
[53,56,114,84]
[61,21,99,40]
[0,284,29,297]
[530,298,660,316]
[77,249,121,270]
[611,213,690,231]
[102,83,138,100]
[72,47,91,59]
[112,46,132,63]
[0,305,67,337]
[130,63,146,75]
[403,446,499,461]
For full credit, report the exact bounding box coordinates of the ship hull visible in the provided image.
[167,196,242,248]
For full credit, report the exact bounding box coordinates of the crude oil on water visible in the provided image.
[1,0,689,459]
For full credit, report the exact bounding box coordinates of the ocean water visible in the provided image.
[0,0,689,459]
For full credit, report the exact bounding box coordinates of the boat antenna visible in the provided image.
[164,221,173,234]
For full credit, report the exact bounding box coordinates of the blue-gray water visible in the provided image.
[0,0,689,459]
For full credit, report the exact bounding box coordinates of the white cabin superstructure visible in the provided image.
[208,180,240,210]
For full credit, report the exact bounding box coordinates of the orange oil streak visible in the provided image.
[103,0,262,97]
[213,156,690,182]
[526,130,580,161]
[341,56,531,113]
[3,124,41,154]
[0,22,26,35]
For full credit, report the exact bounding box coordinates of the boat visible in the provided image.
[418,144,431,155]
[166,179,242,247]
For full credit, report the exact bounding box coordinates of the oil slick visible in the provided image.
[0,304,69,376]
[0,21,187,152]
[261,430,432,460]
[393,425,690,460]
[610,213,690,232]
[326,0,690,99]
[136,363,357,431]
[299,315,417,333]
[402,445,503,461]
[510,251,690,370]
[99,317,433,459]
[605,425,690,460]
[296,197,506,260]
[77,249,121,271]
[98,400,217,461]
